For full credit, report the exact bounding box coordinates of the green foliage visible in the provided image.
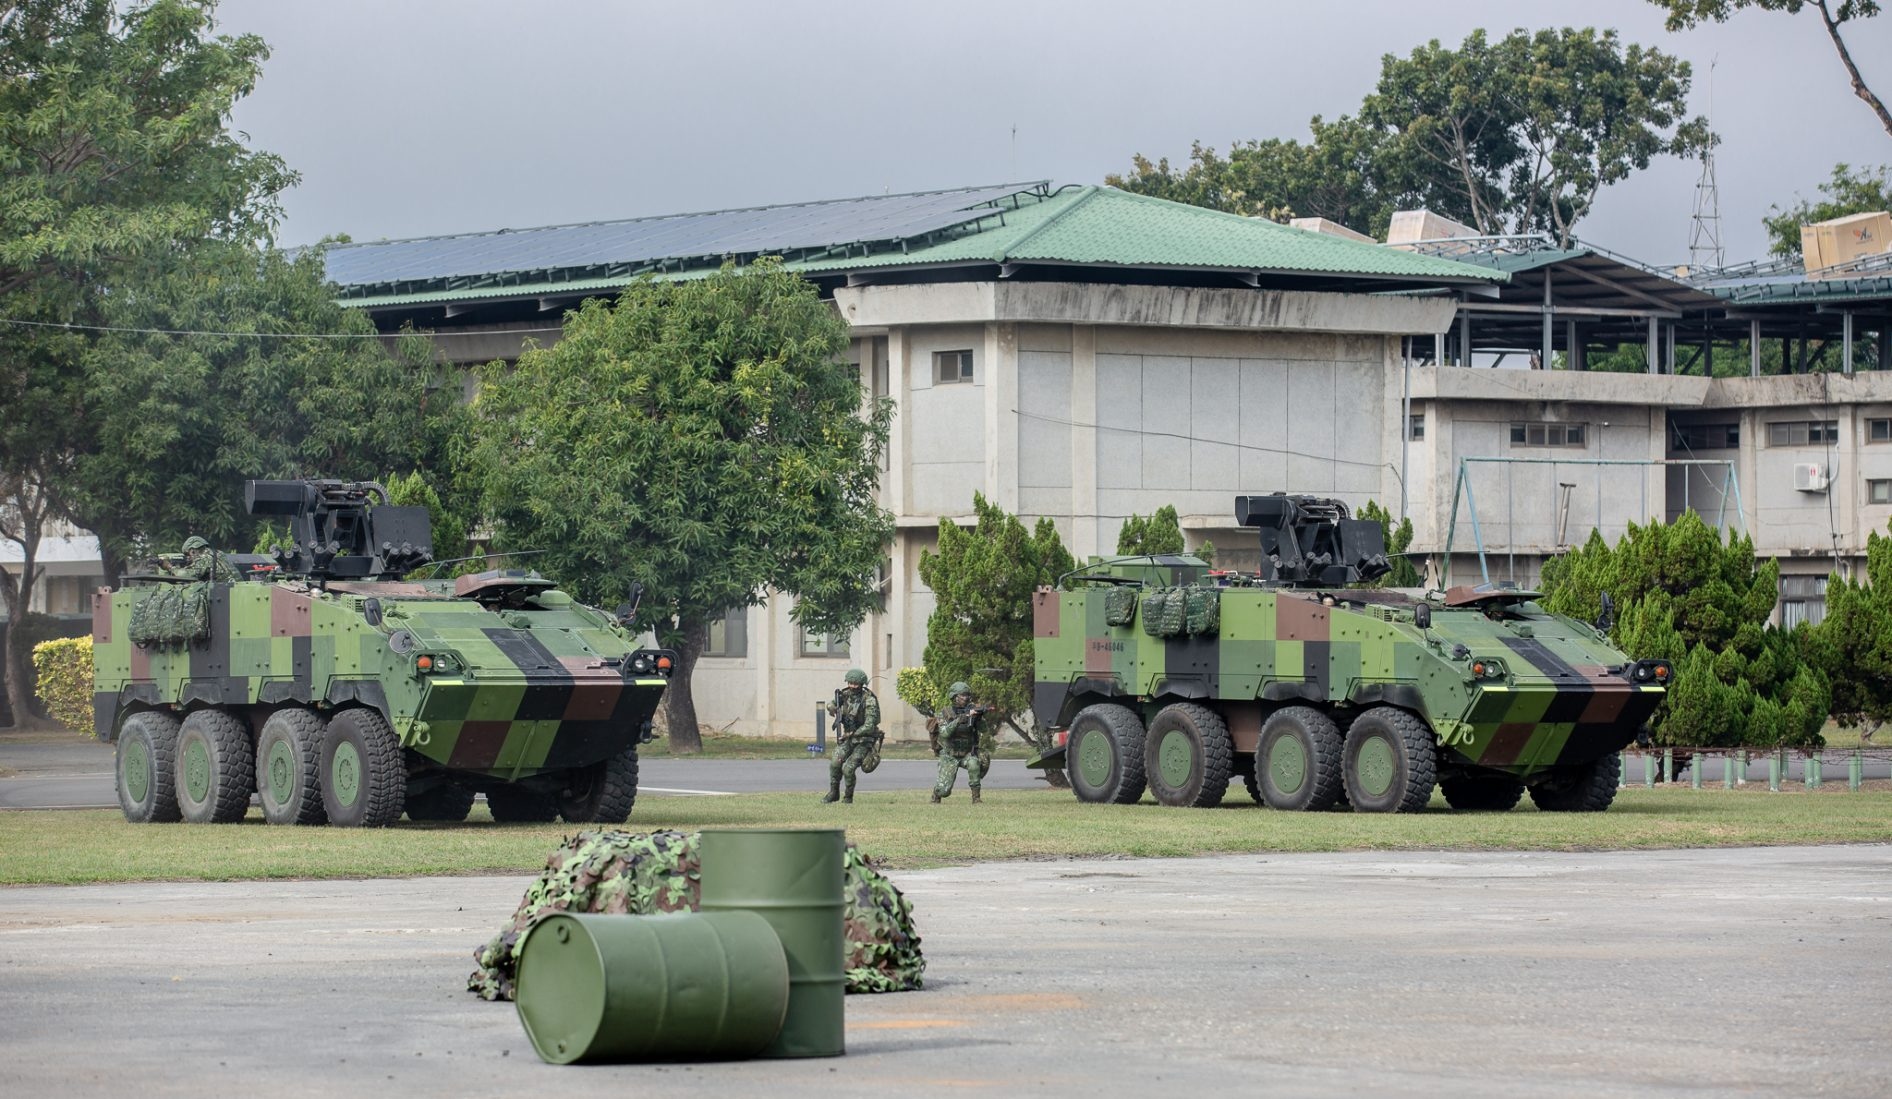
[1112,27,1711,247]
[1760,163,1892,257]
[894,666,944,719]
[29,635,92,733]
[471,259,893,752]
[1357,500,1420,587]
[1539,512,1824,747]
[1814,520,1892,729]
[385,469,484,576]
[1114,505,1211,564]
[915,494,1075,748]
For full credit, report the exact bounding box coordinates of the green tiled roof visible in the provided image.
[332,184,1504,312]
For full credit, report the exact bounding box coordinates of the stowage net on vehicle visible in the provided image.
[467,829,924,1001]
[1103,586,1138,627]
[126,584,212,647]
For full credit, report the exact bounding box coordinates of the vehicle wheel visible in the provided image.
[1439,772,1525,811]
[404,781,476,823]
[1143,703,1233,808]
[257,708,327,825]
[1235,754,1263,805]
[1064,703,1147,804]
[486,782,559,823]
[1342,707,1436,813]
[1528,753,1622,812]
[321,708,405,827]
[557,744,640,823]
[176,709,255,824]
[117,711,182,824]
[1257,706,1345,811]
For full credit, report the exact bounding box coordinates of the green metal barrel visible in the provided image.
[513,910,789,1064]
[699,828,847,1058]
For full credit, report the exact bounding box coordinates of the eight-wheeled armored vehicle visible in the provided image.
[92,479,675,827]
[1028,494,1669,813]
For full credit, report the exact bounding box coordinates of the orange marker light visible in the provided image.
[1655,665,1670,681]
[417,655,434,671]
[1472,662,1486,676]
[657,656,672,672]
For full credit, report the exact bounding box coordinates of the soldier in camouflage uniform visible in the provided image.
[931,681,989,804]
[175,535,239,583]
[822,667,880,804]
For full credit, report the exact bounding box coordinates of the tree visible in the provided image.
[1539,512,1827,747]
[56,242,460,577]
[0,468,57,726]
[1814,520,1892,733]
[1,0,292,727]
[1113,28,1711,247]
[1761,162,1892,256]
[914,493,1075,770]
[1652,1,1892,139]
[1357,500,1420,587]
[471,260,893,754]
[1115,504,1210,563]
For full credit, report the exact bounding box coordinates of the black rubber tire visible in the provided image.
[116,710,182,824]
[486,783,560,823]
[404,781,476,822]
[1528,752,1622,812]
[256,708,327,826]
[556,744,640,823]
[1064,703,1147,804]
[1439,772,1526,811]
[1235,754,1263,805]
[1142,703,1233,808]
[1257,706,1345,811]
[1342,707,1437,813]
[175,709,255,824]
[320,708,406,828]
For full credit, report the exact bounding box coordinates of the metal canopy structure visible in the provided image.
[1404,236,1892,376]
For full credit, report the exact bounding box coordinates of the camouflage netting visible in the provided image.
[1141,587,1189,637]
[468,830,925,1001]
[127,584,212,647]
[1185,587,1221,636]
[1103,586,1138,627]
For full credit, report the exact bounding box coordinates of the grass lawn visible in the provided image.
[3,784,1889,887]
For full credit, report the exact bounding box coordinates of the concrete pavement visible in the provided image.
[2,845,1888,1097]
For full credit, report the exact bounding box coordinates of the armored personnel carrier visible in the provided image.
[92,479,675,827]
[1028,494,1669,813]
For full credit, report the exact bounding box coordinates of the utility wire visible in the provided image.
[1011,407,1391,474]
[0,317,564,339]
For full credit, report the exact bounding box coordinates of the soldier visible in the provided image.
[930,681,990,804]
[176,536,239,583]
[821,667,881,804]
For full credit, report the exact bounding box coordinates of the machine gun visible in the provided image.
[1235,493,1391,587]
[245,479,434,582]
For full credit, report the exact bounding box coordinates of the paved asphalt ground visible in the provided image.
[2,846,1889,1097]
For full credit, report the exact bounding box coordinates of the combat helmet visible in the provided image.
[844,667,868,686]
[182,535,210,553]
[948,681,971,698]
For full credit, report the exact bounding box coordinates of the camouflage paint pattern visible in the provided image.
[468,830,924,1000]
[1031,561,1665,781]
[91,576,671,782]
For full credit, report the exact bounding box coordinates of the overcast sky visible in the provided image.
[215,0,1892,265]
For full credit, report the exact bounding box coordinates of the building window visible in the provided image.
[934,349,974,384]
[1767,420,1840,447]
[1869,418,1891,443]
[703,606,748,658]
[800,627,849,658]
[1408,413,1425,441]
[1779,574,1828,628]
[1672,422,1740,450]
[1870,478,1892,505]
[1509,421,1586,448]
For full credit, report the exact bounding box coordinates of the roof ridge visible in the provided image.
[324,181,1052,254]
[992,185,1099,262]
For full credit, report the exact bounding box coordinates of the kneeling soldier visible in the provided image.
[822,668,880,804]
[931,682,990,804]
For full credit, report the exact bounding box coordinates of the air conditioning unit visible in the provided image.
[1793,463,1829,493]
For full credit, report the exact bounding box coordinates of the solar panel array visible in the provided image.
[323,183,1037,288]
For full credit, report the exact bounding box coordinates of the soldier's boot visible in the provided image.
[971,787,982,804]
[821,782,841,804]
[929,789,941,804]
[843,781,855,804]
